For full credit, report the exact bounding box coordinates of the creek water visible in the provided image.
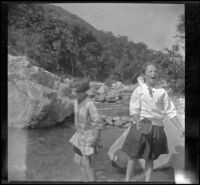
[8,101,185,182]
[8,124,175,182]
[8,124,126,181]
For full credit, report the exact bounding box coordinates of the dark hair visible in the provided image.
[72,78,90,93]
[141,61,158,75]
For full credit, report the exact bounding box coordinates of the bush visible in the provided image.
[169,78,185,95]
[123,79,133,85]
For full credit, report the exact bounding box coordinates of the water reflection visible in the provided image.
[8,127,28,181]
[8,119,191,182]
[8,124,125,181]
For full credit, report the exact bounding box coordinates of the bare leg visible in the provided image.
[145,159,153,182]
[80,165,89,182]
[125,158,136,181]
[82,155,96,181]
[74,153,88,181]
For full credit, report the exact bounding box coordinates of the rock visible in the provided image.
[114,120,123,127]
[8,54,72,93]
[106,125,114,128]
[96,85,109,94]
[95,93,107,102]
[121,116,132,123]
[90,81,104,87]
[123,84,137,91]
[105,117,113,126]
[106,90,121,103]
[112,116,121,121]
[56,82,72,97]
[122,122,130,128]
[8,79,74,128]
[111,81,122,89]
[8,55,74,128]
[121,91,132,101]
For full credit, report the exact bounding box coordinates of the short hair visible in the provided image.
[141,61,158,75]
[137,75,145,83]
[72,78,90,93]
[137,75,144,80]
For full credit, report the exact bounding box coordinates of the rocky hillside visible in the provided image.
[8,3,184,95]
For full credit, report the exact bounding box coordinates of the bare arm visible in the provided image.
[132,114,142,130]
[74,99,81,132]
[132,114,140,123]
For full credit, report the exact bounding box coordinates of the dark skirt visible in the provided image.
[122,124,169,160]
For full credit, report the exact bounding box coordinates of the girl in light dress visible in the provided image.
[69,79,103,182]
[108,62,184,182]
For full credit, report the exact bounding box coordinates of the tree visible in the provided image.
[176,14,185,42]
[174,14,185,52]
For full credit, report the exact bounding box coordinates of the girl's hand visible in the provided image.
[91,129,101,147]
[136,121,142,131]
[132,114,140,130]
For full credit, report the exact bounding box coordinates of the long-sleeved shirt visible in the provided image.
[129,83,177,126]
[70,97,103,155]
[74,97,103,131]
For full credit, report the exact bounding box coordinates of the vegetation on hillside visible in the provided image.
[8,3,185,95]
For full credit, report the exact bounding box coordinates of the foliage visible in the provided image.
[8,3,185,95]
[175,14,185,43]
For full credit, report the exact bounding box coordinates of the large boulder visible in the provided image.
[8,79,74,128]
[8,55,72,97]
[8,55,74,128]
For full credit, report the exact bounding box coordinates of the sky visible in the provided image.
[53,3,184,54]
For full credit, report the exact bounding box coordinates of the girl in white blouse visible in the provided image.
[125,62,184,182]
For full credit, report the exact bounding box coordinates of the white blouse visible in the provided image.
[129,83,177,126]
